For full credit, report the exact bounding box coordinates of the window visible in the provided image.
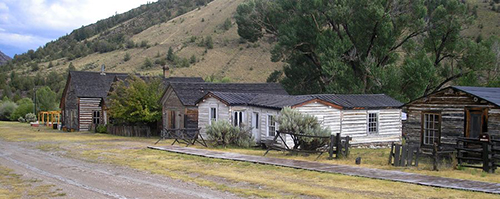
[209,107,217,125]
[267,115,276,136]
[422,112,441,146]
[92,110,100,124]
[233,111,244,127]
[368,112,378,134]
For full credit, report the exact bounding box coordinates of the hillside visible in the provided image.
[7,0,280,83]
[0,51,11,66]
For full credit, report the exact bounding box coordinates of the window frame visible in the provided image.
[367,112,379,134]
[421,111,442,147]
[92,110,100,125]
[267,114,276,137]
[209,107,217,125]
[233,110,244,127]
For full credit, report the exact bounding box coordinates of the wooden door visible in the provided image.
[251,112,260,142]
[465,108,488,138]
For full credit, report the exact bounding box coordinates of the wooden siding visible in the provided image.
[294,102,341,135]
[78,98,102,131]
[403,87,500,149]
[61,79,79,130]
[198,97,230,138]
[162,87,187,129]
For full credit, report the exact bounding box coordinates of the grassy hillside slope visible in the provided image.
[32,0,280,82]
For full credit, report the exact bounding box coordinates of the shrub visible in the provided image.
[96,124,107,134]
[25,113,37,123]
[206,120,254,147]
[124,53,131,61]
[0,100,17,120]
[277,107,330,150]
[18,117,26,123]
[10,98,34,121]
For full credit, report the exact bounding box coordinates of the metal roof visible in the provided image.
[170,82,289,106]
[202,92,403,110]
[452,86,500,107]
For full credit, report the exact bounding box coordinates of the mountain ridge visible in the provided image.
[0,51,11,66]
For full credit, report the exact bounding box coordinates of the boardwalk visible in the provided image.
[149,145,500,195]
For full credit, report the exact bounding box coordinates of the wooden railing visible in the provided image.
[456,135,499,173]
[155,128,206,147]
[263,131,351,160]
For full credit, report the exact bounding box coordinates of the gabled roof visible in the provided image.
[69,71,128,98]
[168,82,289,106]
[452,86,500,107]
[201,92,403,110]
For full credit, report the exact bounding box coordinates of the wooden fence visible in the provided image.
[263,131,351,160]
[456,135,499,173]
[388,143,420,167]
[106,125,151,137]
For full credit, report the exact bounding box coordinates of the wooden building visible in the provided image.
[61,69,204,131]
[60,71,128,131]
[403,86,500,150]
[160,82,288,131]
[197,92,403,145]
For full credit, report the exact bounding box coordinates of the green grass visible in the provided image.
[0,121,499,198]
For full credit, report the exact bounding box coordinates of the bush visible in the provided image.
[206,120,254,147]
[10,98,34,121]
[18,117,26,123]
[25,113,37,123]
[0,100,17,120]
[124,53,131,61]
[96,124,107,134]
[277,107,330,150]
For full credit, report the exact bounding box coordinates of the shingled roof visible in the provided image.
[69,71,128,98]
[452,86,500,107]
[168,82,289,106]
[202,92,403,110]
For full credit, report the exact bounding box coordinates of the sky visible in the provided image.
[0,0,152,58]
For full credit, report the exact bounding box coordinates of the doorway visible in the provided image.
[251,112,260,142]
[465,108,488,138]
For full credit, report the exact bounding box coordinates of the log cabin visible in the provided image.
[60,68,204,131]
[60,70,128,131]
[160,82,288,132]
[197,92,404,145]
[403,86,500,150]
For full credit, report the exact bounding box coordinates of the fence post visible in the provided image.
[388,142,394,165]
[328,134,335,160]
[432,142,438,171]
[345,136,350,157]
[335,133,341,159]
[482,141,493,173]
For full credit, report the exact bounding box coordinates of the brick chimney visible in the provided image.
[163,65,170,78]
[100,64,106,75]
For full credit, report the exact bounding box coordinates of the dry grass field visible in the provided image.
[1,122,499,198]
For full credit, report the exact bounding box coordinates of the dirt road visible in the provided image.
[0,140,240,199]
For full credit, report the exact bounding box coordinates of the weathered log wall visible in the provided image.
[78,98,101,131]
[403,87,500,149]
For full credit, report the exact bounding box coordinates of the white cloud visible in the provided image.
[0,0,153,56]
[0,32,51,50]
[0,2,8,11]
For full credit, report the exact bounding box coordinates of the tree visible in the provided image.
[167,47,175,61]
[205,36,214,49]
[10,98,34,121]
[36,86,57,111]
[124,53,131,61]
[143,58,153,69]
[236,0,491,102]
[108,75,163,124]
[0,98,17,120]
